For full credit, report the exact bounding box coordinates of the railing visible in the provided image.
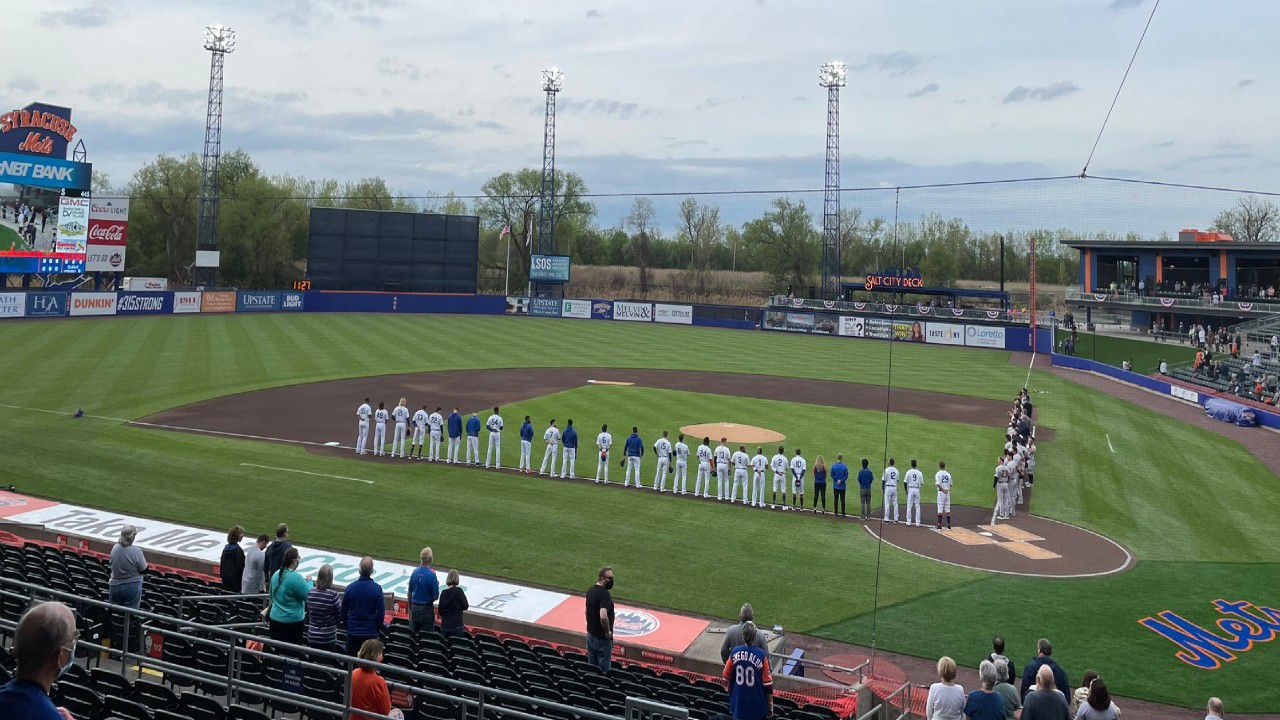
[176,591,268,626]
[0,575,633,720]
[1066,288,1280,313]
[769,295,1047,325]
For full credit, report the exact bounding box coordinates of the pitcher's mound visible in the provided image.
[680,423,784,444]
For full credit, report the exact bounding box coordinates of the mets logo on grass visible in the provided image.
[1140,599,1280,670]
[613,609,661,638]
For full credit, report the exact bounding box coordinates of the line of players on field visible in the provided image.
[993,389,1038,523]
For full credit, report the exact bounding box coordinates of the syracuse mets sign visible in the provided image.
[0,102,76,157]
[1140,599,1279,670]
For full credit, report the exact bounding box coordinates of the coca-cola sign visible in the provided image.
[88,220,126,244]
[88,198,129,247]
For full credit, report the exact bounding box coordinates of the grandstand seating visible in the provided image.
[0,540,856,720]
[1169,355,1280,408]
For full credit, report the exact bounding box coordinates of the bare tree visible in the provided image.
[624,197,657,296]
[1211,196,1280,243]
[678,198,722,295]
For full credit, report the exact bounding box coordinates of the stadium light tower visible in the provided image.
[819,60,846,300]
[533,66,564,298]
[195,24,236,288]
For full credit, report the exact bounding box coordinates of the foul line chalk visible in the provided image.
[1106,433,1115,453]
[586,380,634,386]
[239,463,374,485]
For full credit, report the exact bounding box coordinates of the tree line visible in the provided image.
[108,151,1278,292]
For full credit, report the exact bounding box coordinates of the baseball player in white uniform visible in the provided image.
[770,447,789,508]
[714,439,731,501]
[484,407,503,468]
[411,405,428,459]
[789,449,807,510]
[934,461,953,530]
[391,398,410,458]
[1003,454,1020,518]
[652,431,673,492]
[355,398,372,455]
[732,445,747,502]
[673,435,690,494]
[373,402,389,457]
[903,459,924,527]
[427,407,444,462]
[750,448,768,508]
[992,459,1010,523]
[595,424,613,483]
[694,438,713,497]
[882,458,900,522]
[538,420,560,476]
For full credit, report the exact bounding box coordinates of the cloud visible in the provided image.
[1003,81,1080,103]
[585,9,601,19]
[852,51,921,77]
[39,2,116,29]
[1108,0,1145,9]
[551,97,658,119]
[270,0,401,29]
[1237,78,1255,88]
[906,82,939,98]
[696,95,750,110]
[377,56,434,81]
[1150,140,1175,148]
[8,76,38,93]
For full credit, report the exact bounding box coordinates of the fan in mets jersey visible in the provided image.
[723,621,773,720]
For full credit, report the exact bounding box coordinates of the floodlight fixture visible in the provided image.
[541,66,564,93]
[818,60,847,88]
[203,24,237,54]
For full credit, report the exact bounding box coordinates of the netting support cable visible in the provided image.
[1080,0,1161,176]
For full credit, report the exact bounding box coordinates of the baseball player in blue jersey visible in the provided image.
[560,419,579,479]
[447,408,463,464]
[465,413,481,465]
[519,416,534,473]
[723,622,773,720]
[623,427,644,488]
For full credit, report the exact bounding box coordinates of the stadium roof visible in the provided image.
[1063,240,1280,251]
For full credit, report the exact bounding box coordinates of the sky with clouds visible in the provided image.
[5,0,1278,229]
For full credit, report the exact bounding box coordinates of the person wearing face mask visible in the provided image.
[584,566,615,673]
[0,601,79,720]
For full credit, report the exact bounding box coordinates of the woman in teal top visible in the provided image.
[267,547,312,646]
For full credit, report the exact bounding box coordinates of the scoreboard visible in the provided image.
[0,249,85,274]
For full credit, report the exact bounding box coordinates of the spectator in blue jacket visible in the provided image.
[560,419,579,479]
[1020,638,1069,702]
[447,408,463,464]
[857,459,875,518]
[623,427,645,488]
[342,557,386,655]
[519,416,535,473]
[465,413,482,464]
[408,547,439,634]
[830,455,849,516]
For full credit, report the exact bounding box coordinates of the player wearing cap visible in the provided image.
[882,458,900,523]
[538,419,560,476]
[391,398,411,458]
[694,437,714,497]
[714,439,732,501]
[355,398,372,455]
[903,459,924,527]
[934,461,953,529]
[484,407,503,469]
[673,434,690,494]
[769,447,788,509]
[730,445,751,504]
[652,431,673,492]
[750,448,768,508]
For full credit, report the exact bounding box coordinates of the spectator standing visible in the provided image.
[1205,697,1224,720]
[585,566,615,673]
[109,525,147,609]
[343,557,387,655]
[1075,678,1119,720]
[924,656,965,720]
[438,569,470,638]
[723,622,773,720]
[720,603,769,662]
[0,602,78,720]
[830,454,849,516]
[963,660,1006,720]
[984,636,1011,672]
[242,534,269,594]
[408,547,440,635]
[350,639,404,720]
[220,526,246,592]
[993,660,1022,720]
[811,456,828,513]
[1023,666,1069,720]
[305,564,343,653]
[857,459,874,518]
[267,547,311,646]
[1070,670,1098,717]
[263,523,293,582]
[1021,639,1069,702]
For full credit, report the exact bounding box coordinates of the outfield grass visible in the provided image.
[0,314,1275,710]
[1055,327,1197,373]
[0,223,22,249]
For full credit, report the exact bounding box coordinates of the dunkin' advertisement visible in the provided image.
[86,198,129,272]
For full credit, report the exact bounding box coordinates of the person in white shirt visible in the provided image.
[484,407,503,469]
[730,446,751,504]
[355,398,372,455]
[652,431,673,492]
[789,449,807,510]
[411,406,429,460]
[694,438,714,497]
[673,435,690,494]
[903,459,924,527]
[538,419,560,476]
[714,439,731,501]
[595,424,613,483]
[934,461,954,530]
[750,448,769,508]
[882,458,900,522]
[391,398,411,458]
[427,407,444,462]
[770,448,789,509]
[373,402,389,457]
[924,656,965,720]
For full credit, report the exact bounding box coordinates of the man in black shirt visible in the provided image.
[585,566,615,673]
[263,523,293,583]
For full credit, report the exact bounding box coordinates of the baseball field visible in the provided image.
[1,313,1276,710]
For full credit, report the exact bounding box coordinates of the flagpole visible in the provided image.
[504,230,511,297]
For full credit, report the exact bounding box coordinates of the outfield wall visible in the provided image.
[1050,352,1280,430]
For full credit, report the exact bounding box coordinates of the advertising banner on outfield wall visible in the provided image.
[653,303,692,325]
[69,292,117,316]
[173,292,201,314]
[528,297,562,318]
[505,296,529,315]
[0,293,25,318]
[865,318,893,340]
[56,197,90,255]
[86,198,130,272]
[85,245,126,273]
[925,322,964,345]
[116,292,172,315]
[838,315,864,337]
[1170,385,1199,403]
[591,300,613,320]
[280,291,305,311]
[561,298,592,319]
[965,324,1005,348]
[200,291,235,313]
[812,313,837,335]
[613,301,652,322]
[237,291,281,313]
[892,321,925,342]
[25,292,65,317]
